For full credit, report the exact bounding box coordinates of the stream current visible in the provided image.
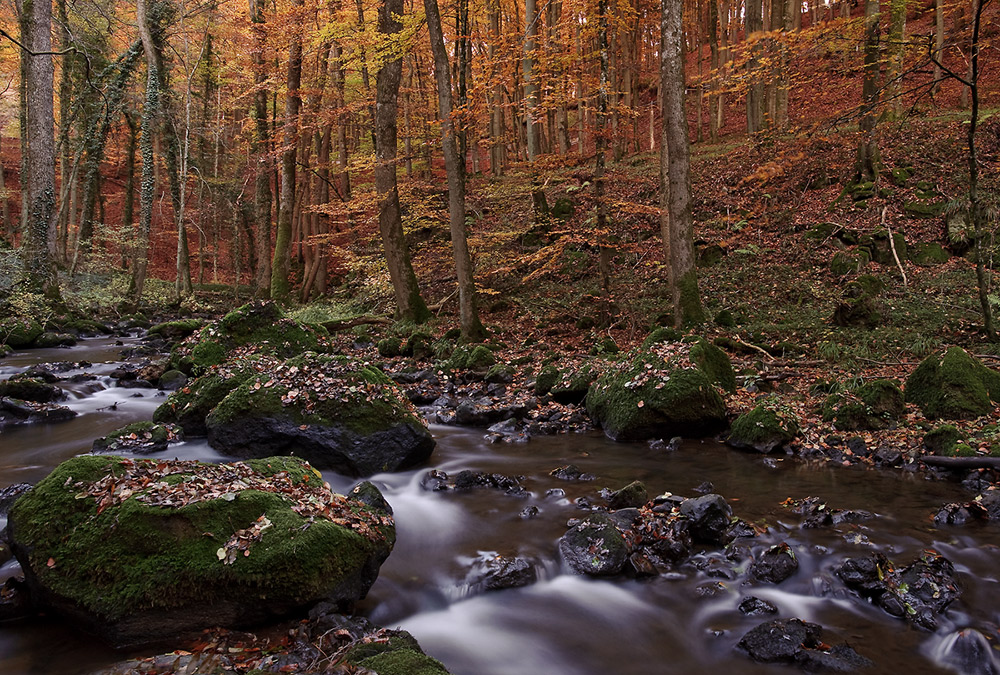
[1,338,999,674]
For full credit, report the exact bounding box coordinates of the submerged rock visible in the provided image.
[420,469,526,496]
[936,628,1000,675]
[0,377,65,403]
[559,512,631,576]
[8,455,395,646]
[464,553,539,592]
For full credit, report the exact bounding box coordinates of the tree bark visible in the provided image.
[270,0,303,301]
[424,0,486,339]
[855,0,881,181]
[250,0,272,298]
[745,0,766,134]
[130,0,160,306]
[374,0,430,322]
[661,0,705,326]
[488,0,506,174]
[524,0,540,160]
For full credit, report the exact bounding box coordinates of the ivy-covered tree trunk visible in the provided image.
[18,0,60,301]
[374,0,430,322]
[269,0,303,302]
[661,0,705,327]
[130,0,160,307]
[424,0,485,340]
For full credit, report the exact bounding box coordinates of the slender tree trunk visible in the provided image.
[524,0,540,160]
[745,0,766,134]
[855,0,882,181]
[123,112,137,249]
[424,0,486,339]
[56,0,72,264]
[931,0,944,96]
[595,0,612,294]
[270,0,303,301]
[488,0,506,174]
[250,0,272,298]
[375,0,430,322]
[131,0,160,306]
[661,0,705,326]
[886,0,906,118]
[966,0,993,338]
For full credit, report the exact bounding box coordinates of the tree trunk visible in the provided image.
[130,0,160,306]
[931,0,943,96]
[966,0,993,339]
[250,0,272,298]
[595,0,612,294]
[270,0,303,301]
[661,0,705,326]
[375,0,430,322]
[488,0,506,174]
[424,0,486,340]
[886,0,906,118]
[745,0,766,134]
[524,0,540,160]
[855,0,881,181]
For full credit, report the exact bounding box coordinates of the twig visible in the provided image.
[733,335,774,360]
[430,289,458,315]
[883,207,908,287]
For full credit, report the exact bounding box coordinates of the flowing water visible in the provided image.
[2,339,999,674]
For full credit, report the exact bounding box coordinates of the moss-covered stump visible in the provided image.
[905,348,1000,420]
[7,455,395,647]
[0,317,43,349]
[585,342,729,442]
[92,422,184,454]
[170,301,330,375]
[205,353,435,476]
[728,399,800,453]
[822,379,905,431]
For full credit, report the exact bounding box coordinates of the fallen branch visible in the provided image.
[883,207,908,288]
[922,455,1000,470]
[733,335,775,361]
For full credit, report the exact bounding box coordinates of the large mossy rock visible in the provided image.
[822,379,905,431]
[585,341,730,442]
[171,301,330,375]
[728,398,800,453]
[205,353,435,476]
[0,316,43,349]
[8,455,395,646]
[905,348,1000,420]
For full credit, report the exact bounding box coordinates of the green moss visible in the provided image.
[153,361,263,434]
[714,309,736,328]
[728,399,800,452]
[830,251,868,276]
[341,633,423,663]
[905,348,1000,419]
[8,456,390,623]
[406,331,433,359]
[0,316,43,348]
[689,338,736,392]
[377,337,403,358]
[147,319,205,340]
[447,344,496,370]
[909,242,950,266]
[535,365,560,395]
[357,649,450,675]
[676,269,707,327]
[821,379,903,431]
[190,339,227,372]
[946,443,977,457]
[586,351,726,442]
[924,424,962,454]
[589,336,619,356]
[640,327,683,350]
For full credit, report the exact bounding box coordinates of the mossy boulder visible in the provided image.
[867,231,908,265]
[903,201,945,218]
[446,344,496,370]
[727,399,800,453]
[0,377,64,403]
[92,422,183,454]
[924,425,963,455]
[377,337,403,358]
[558,512,630,576]
[32,332,76,348]
[689,338,736,393]
[641,326,683,350]
[823,379,905,431]
[909,242,950,266]
[153,357,269,435]
[205,353,435,476]
[534,365,560,396]
[585,343,728,442]
[551,197,575,221]
[905,348,1000,420]
[147,319,205,341]
[7,455,395,646]
[170,301,329,375]
[830,250,869,276]
[0,317,43,349]
[550,363,599,404]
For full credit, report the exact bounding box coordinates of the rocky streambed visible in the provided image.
[3,307,1000,674]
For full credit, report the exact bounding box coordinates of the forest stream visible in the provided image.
[2,338,1000,675]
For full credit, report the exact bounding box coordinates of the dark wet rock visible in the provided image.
[545,488,566,499]
[606,481,649,510]
[938,628,1000,675]
[484,418,529,444]
[695,581,728,598]
[934,487,1000,525]
[419,469,526,496]
[608,507,642,530]
[0,377,64,403]
[628,551,658,577]
[846,436,868,455]
[935,502,977,525]
[158,369,188,391]
[739,596,778,616]
[679,494,734,545]
[737,618,873,670]
[961,469,996,494]
[0,398,77,427]
[465,553,538,591]
[549,464,594,481]
[452,398,531,427]
[693,481,715,494]
[8,455,395,647]
[350,480,393,516]
[0,483,31,519]
[835,550,960,630]
[0,577,32,621]
[92,422,184,454]
[559,512,630,576]
[519,505,540,519]
[649,436,682,452]
[119,379,154,390]
[873,447,903,467]
[750,543,799,584]
[792,497,875,529]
